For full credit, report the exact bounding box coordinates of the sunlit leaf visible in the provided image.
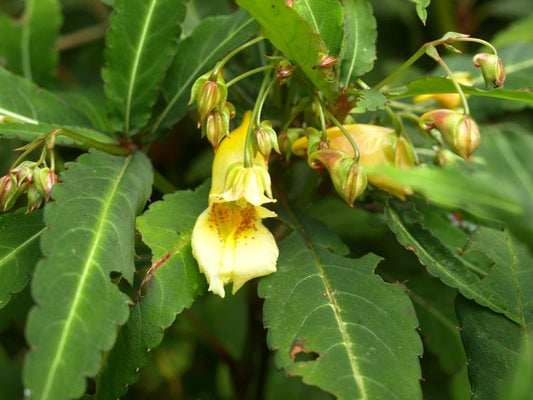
[0,0,61,85]
[157,9,258,133]
[102,0,186,135]
[260,212,423,400]
[0,210,45,309]
[237,0,337,99]
[339,0,377,88]
[94,186,207,399]
[292,0,343,56]
[23,150,153,400]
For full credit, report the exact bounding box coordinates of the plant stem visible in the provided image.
[212,36,265,78]
[321,102,360,161]
[55,129,131,155]
[433,56,470,115]
[373,45,427,91]
[153,169,177,194]
[226,65,274,88]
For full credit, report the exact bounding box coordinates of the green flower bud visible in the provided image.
[26,185,43,213]
[420,109,480,160]
[0,174,23,212]
[473,53,505,88]
[255,121,280,161]
[203,109,229,151]
[308,149,367,206]
[11,161,37,187]
[33,167,57,200]
[189,71,227,127]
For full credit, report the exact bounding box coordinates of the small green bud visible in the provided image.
[473,53,505,88]
[255,121,280,161]
[0,174,23,212]
[308,149,367,206]
[189,71,227,127]
[420,109,480,160]
[33,167,57,200]
[279,128,305,161]
[276,60,295,84]
[26,185,43,213]
[11,161,37,187]
[203,108,230,151]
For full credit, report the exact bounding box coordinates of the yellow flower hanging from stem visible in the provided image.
[191,112,278,297]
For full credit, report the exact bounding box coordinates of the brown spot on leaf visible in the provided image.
[290,339,320,362]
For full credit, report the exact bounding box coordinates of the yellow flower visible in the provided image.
[191,112,278,297]
[292,124,416,199]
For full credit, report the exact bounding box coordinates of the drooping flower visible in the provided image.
[191,112,278,297]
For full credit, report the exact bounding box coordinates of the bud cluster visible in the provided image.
[0,162,57,213]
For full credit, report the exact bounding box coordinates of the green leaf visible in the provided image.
[156,9,258,133]
[493,13,533,47]
[102,0,186,135]
[351,89,388,113]
[94,186,207,399]
[60,89,113,133]
[339,0,377,88]
[292,0,344,56]
[0,0,61,85]
[385,200,533,327]
[259,212,423,400]
[408,0,430,24]
[237,0,337,99]
[390,77,533,104]
[0,210,45,309]
[374,125,533,247]
[23,150,153,400]
[456,296,529,400]
[0,123,115,147]
[0,67,90,126]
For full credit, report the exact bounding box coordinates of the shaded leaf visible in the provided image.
[60,89,113,133]
[23,150,153,400]
[157,9,258,133]
[493,13,533,47]
[351,89,388,113]
[237,0,337,99]
[0,210,45,309]
[292,0,344,56]
[339,0,377,88]
[0,67,90,126]
[0,0,61,85]
[386,200,533,327]
[102,0,186,135]
[94,185,208,399]
[259,212,422,400]
[456,296,528,400]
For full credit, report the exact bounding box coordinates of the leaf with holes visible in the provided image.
[94,185,208,399]
[157,9,258,133]
[0,0,61,85]
[102,0,186,135]
[339,0,377,88]
[0,67,90,126]
[23,150,153,400]
[237,0,337,99]
[259,212,423,400]
[0,210,45,309]
[292,0,343,56]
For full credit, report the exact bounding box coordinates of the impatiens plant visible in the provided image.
[1,0,533,399]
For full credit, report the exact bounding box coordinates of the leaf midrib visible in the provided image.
[0,227,45,267]
[40,155,133,400]
[124,0,158,135]
[293,225,368,399]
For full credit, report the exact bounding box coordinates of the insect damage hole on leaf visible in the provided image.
[290,339,320,363]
